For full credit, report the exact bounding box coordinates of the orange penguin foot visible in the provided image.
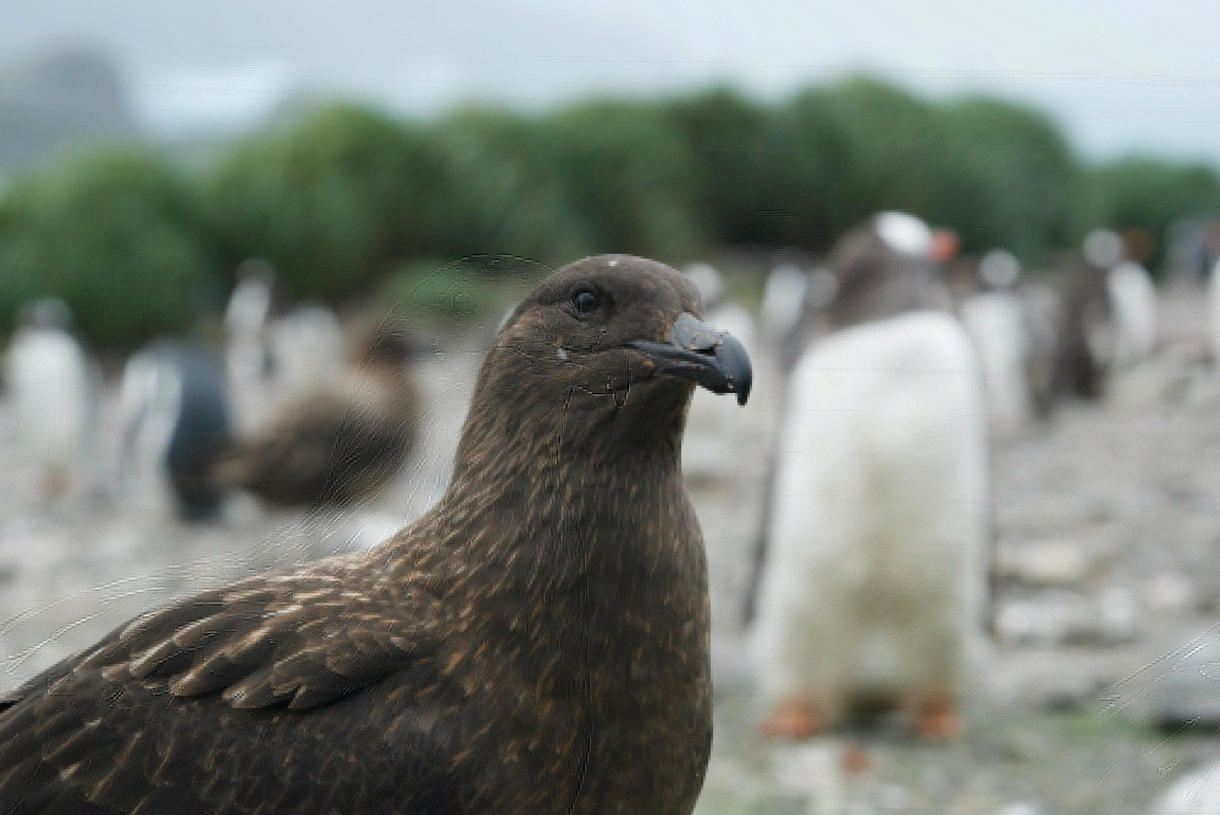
[760,699,824,740]
[912,698,961,740]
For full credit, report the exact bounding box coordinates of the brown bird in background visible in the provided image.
[0,255,752,814]
[209,322,419,507]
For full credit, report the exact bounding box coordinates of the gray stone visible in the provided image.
[1142,573,1198,615]
[1152,628,1220,729]
[994,803,1043,815]
[1151,761,1220,815]
[995,536,1102,588]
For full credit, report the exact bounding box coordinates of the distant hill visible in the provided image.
[0,46,142,175]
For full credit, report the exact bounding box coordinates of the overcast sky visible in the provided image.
[7,0,1220,163]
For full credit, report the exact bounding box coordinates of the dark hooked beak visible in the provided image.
[628,312,753,405]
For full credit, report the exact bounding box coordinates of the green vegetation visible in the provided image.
[2,77,1218,347]
[1080,157,1220,266]
[209,104,450,300]
[0,149,220,346]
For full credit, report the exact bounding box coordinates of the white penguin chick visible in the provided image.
[752,310,989,739]
[4,299,95,499]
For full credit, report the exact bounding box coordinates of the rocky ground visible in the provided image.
[695,284,1220,815]
[3,286,1220,814]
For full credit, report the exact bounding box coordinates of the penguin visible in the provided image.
[1082,228,1157,369]
[224,259,276,433]
[1017,280,1066,418]
[957,250,1035,439]
[1107,260,1158,368]
[3,298,98,500]
[224,261,347,429]
[1055,233,1119,400]
[751,213,990,739]
[760,261,808,352]
[118,340,235,521]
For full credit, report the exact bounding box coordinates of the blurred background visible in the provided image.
[5,2,1220,814]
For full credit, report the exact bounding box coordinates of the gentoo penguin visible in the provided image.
[760,260,808,351]
[821,211,953,327]
[224,261,347,429]
[1083,228,1158,369]
[1018,280,1066,418]
[957,249,1035,439]
[118,340,235,521]
[682,262,758,482]
[210,322,420,507]
[3,298,98,499]
[1054,233,1118,399]
[751,213,990,739]
[224,258,276,433]
[0,255,751,815]
[1107,262,1158,368]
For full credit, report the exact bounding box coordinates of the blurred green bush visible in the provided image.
[0,148,219,347]
[535,98,706,260]
[937,97,1083,263]
[661,78,1098,264]
[379,254,554,328]
[1079,157,1220,268]
[2,78,1218,348]
[430,108,593,261]
[209,104,449,300]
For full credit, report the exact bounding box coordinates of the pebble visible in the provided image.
[995,539,1096,587]
[994,803,1043,815]
[1150,761,1220,815]
[1151,627,1220,729]
[1141,573,1198,614]
[996,586,1138,647]
[771,742,844,815]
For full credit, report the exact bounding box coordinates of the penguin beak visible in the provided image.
[628,312,753,405]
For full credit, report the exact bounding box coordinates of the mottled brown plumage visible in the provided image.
[0,255,752,814]
[210,324,419,507]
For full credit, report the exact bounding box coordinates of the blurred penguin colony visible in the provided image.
[5,261,421,521]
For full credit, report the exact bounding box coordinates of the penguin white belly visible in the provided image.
[1107,262,1157,367]
[960,292,1031,440]
[5,330,92,485]
[753,311,989,722]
